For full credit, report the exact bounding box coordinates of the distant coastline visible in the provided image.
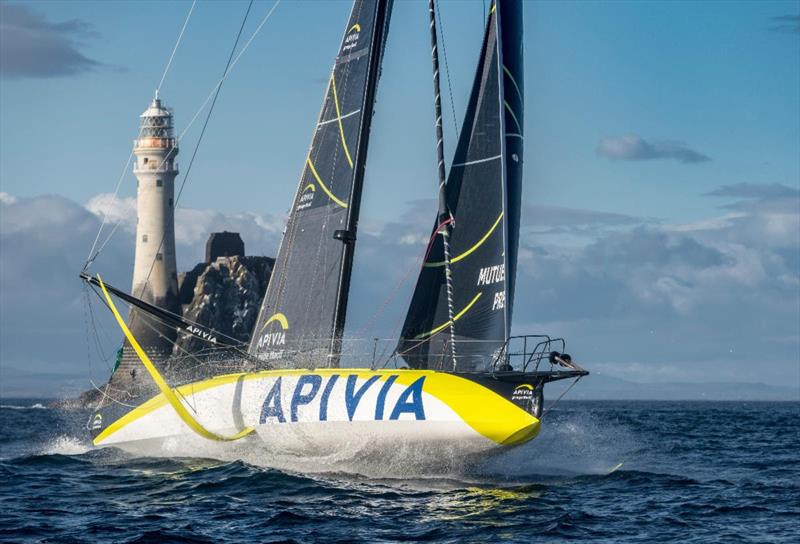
[2,365,797,402]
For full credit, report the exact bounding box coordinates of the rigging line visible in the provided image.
[86,281,252,363]
[85,284,198,411]
[389,216,452,355]
[88,379,138,409]
[135,0,255,301]
[179,0,282,142]
[424,211,504,267]
[157,0,197,95]
[89,0,282,267]
[434,0,459,140]
[104,295,204,412]
[414,292,482,340]
[86,290,113,367]
[540,376,583,419]
[86,2,196,269]
[97,275,254,442]
[83,152,134,269]
[428,0,458,370]
[84,272,247,347]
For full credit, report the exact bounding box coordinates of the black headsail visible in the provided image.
[249,0,393,365]
[397,0,523,370]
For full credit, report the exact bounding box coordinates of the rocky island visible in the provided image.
[73,233,273,407]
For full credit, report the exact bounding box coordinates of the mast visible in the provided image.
[427,0,458,369]
[250,0,394,366]
[329,0,394,364]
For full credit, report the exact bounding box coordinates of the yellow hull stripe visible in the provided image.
[414,292,482,340]
[94,367,538,447]
[330,73,354,168]
[424,212,504,267]
[96,274,254,443]
[306,157,348,209]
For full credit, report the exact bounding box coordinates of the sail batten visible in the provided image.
[249,0,393,365]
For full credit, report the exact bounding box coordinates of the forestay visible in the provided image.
[398,0,524,371]
[250,0,393,365]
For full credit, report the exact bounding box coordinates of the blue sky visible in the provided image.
[1,0,798,396]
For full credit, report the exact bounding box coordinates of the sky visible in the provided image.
[1,0,798,397]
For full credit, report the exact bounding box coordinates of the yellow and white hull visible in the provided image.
[92,369,541,457]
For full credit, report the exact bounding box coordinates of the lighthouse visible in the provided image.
[124,94,182,368]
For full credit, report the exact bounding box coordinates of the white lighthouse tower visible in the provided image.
[126,94,182,363]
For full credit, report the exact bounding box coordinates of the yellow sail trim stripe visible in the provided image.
[424,212,504,267]
[490,3,496,15]
[96,274,254,443]
[330,73,354,168]
[260,312,289,333]
[503,65,523,104]
[306,157,348,208]
[504,101,522,135]
[93,368,538,447]
[414,292,482,340]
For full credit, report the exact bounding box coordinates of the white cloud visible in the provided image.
[1,185,797,392]
[0,192,17,205]
[83,192,284,265]
[596,134,710,163]
[85,193,136,231]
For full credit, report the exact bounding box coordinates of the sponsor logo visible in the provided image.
[256,313,288,355]
[260,374,426,423]
[185,325,218,344]
[477,264,505,286]
[492,291,505,311]
[511,384,534,403]
[296,183,316,211]
[91,413,103,430]
[342,22,361,53]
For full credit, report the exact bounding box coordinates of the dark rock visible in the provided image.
[74,255,274,408]
[174,255,274,353]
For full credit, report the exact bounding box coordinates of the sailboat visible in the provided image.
[81,0,587,456]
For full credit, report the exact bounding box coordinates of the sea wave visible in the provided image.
[0,403,47,410]
[0,401,797,543]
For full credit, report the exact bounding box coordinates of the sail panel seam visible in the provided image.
[451,153,502,167]
[318,109,361,126]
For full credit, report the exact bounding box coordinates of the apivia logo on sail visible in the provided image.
[256,313,288,356]
[296,183,316,211]
[343,23,361,53]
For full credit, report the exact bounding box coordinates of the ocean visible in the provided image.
[1,400,797,543]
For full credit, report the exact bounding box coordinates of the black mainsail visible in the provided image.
[249,0,393,364]
[398,0,523,370]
